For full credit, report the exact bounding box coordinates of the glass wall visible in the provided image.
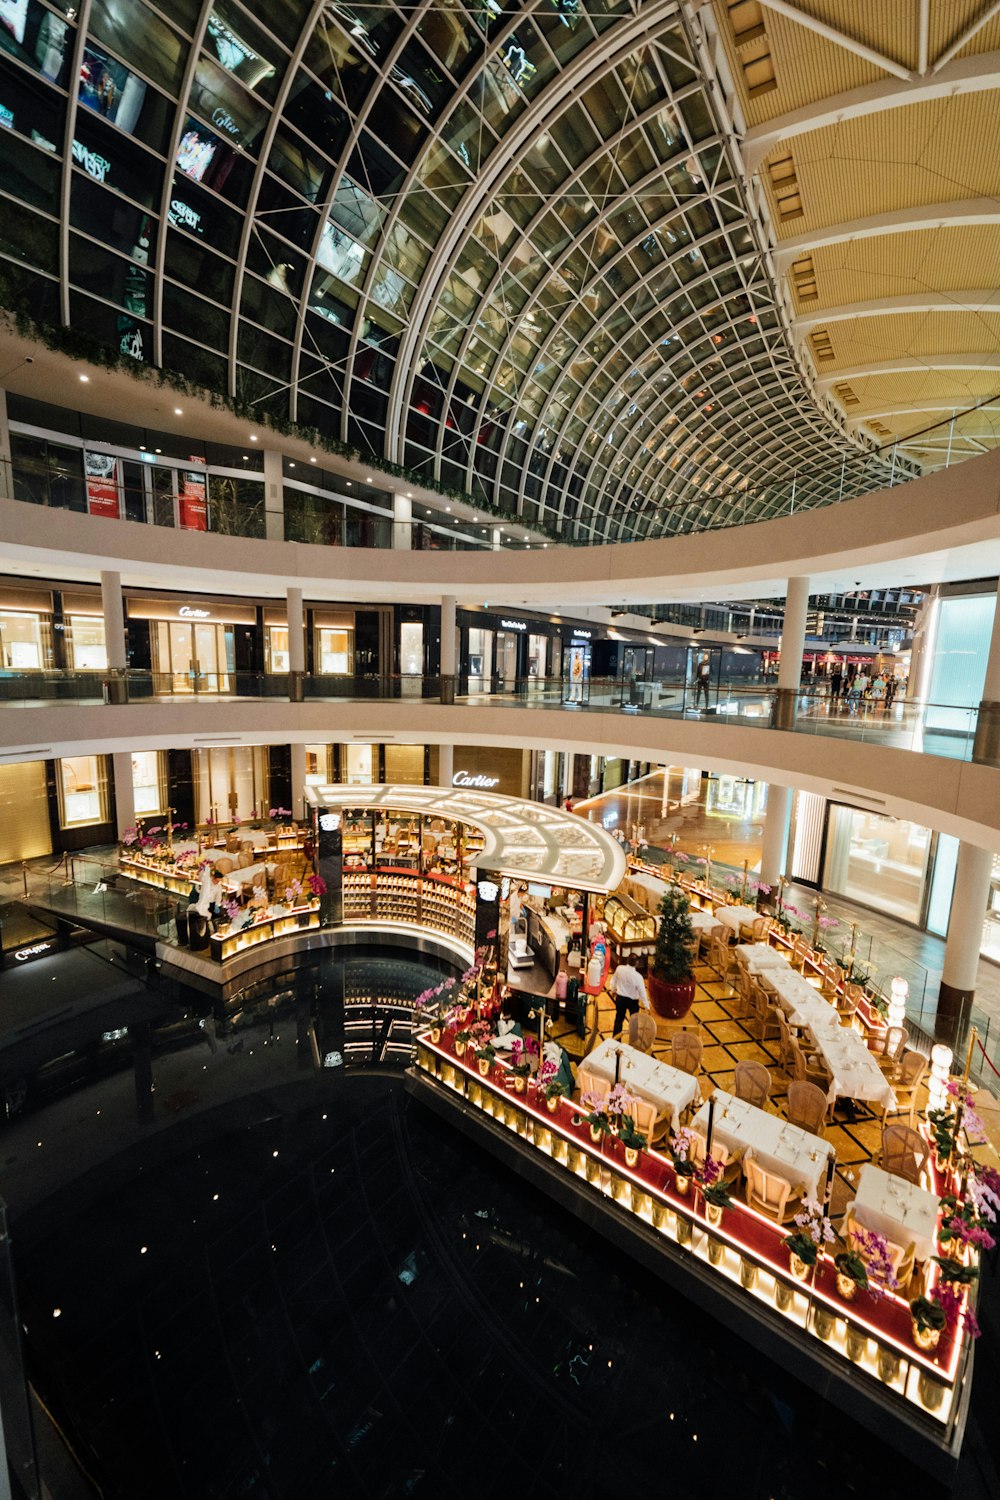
[926,593,995,732]
[316,624,352,674]
[823,806,931,924]
[131,749,165,816]
[193,746,268,823]
[0,608,51,669]
[66,614,107,669]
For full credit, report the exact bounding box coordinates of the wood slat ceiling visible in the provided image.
[713,0,1000,454]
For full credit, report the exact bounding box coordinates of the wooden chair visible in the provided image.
[627,1011,658,1054]
[731,962,755,1020]
[845,1208,916,1294]
[743,1155,804,1223]
[690,1128,743,1185]
[791,936,809,971]
[708,934,737,988]
[885,1050,928,1125]
[786,1080,828,1137]
[733,1061,771,1109]
[698,921,724,959]
[623,1093,662,1147]
[875,1026,909,1077]
[671,1029,702,1076]
[819,961,843,1000]
[776,1010,797,1074]
[835,986,860,1022]
[788,1041,834,1104]
[750,914,773,943]
[749,981,781,1042]
[878,1123,929,1185]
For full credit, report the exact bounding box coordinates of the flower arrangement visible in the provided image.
[617,1113,648,1153]
[307,873,327,897]
[668,1127,696,1179]
[579,1089,614,1137]
[782,1198,835,1268]
[931,1280,981,1341]
[535,1059,568,1103]
[938,1193,997,1255]
[696,1151,732,1209]
[837,1227,897,1301]
[508,1037,532,1078]
[909,1294,948,1345]
[285,879,303,904]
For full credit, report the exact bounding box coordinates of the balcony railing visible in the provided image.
[0,671,988,765]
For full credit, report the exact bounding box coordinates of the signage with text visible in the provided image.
[13,942,52,962]
[452,771,499,789]
[85,450,121,519]
[500,618,526,631]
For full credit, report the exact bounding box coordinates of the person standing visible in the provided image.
[607,959,647,1037]
[830,666,842,703]
[694,655,712,710]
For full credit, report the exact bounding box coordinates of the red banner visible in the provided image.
[85,451,120,519]
[179,467,207,530]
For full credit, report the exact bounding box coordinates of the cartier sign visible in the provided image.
[453,771,499,788]
[178,606,211,619]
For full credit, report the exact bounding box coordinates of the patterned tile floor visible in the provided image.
[551,949,930,1247]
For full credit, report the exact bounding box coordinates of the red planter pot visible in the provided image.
[648,972,696,1019]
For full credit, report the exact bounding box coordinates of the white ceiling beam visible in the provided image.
[933,0,1000,72]
[793,290,1000,335]
[815,352,1000,389]
[756,0,913,81]
[844,401,1000,424]
[773,199,1000,268]
[740,52,1000,173]
[918,0,930,75]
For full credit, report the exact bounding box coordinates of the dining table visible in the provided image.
[850,1163,940,1260]
[714,905,759,937]
[690,1089,833,1200]
[761,965,841,1035]
[813,1027,897,1112]
[689,910,722,936]
[579,1040,699,1133]
[735,943,788,971]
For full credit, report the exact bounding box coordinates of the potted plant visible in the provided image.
[668,1128,696,1195]
[648,886,697,1019]
[782,1198,834,1280]
[927,1107,957,1170]
[472,1021,496,1076]
[578,1090,613,1143]
[618,1113,648,1169]
[834,1250,869,1302]
[453,1025,472,1058]
[932,1255,979,1289]
[909,1295,948,1351]
[698,1156,732,1228]
[508,1037,532,1093]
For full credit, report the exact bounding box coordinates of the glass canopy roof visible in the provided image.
[0,0,895,542]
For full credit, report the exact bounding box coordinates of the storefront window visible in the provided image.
[267,625,289,672]
[317,626,352,674]
[467,626,493,692]
[67,615,107,669]
[151,619,234,692]
[528,633,547,678]
[131,750,164,815]
[305,745,329,785]
[343,744,374,785]
[193,745,268,823]
[823,807,931,924]
[0,609,49,669]
[58,755,108,826]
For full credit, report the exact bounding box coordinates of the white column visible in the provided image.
[112,750,135,839]
[440,594,456,704]
[287,586,305,701]
[263,450,284,542]
[290,742,307,819]
[759,783,792,891]
[492,527,502,551]
[101,570,127,670]
[438,740,453,787]
[773,575,810,729]
[393,492,412,549]
[938,841,992,1030]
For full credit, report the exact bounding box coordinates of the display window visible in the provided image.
[528,633,547,678]
[193,745,268,823]
[305,745,330,785]
[316,626,352,674]
[824,807,931,925]
[0,608,50,669]
[267,624,289,672]
[467,626,493,692]
[151,619,234,693]
[131,749,165,815]
[344,744,375,785]
[66,614,107,670]
[58,754,109,827]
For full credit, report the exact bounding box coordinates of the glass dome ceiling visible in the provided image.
[0,0,891,541]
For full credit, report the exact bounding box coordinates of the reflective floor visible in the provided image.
[9,952,999,1500]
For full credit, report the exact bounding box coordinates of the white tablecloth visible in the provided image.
[580,1040,698,1132]
[223,860,276,888]
[852,1163,939,1260]
[764,968,841,1034]
[814,1028,896,1111]
[735,943,788,971]
[624,872,672,910]
[690,1089,833,1200]
[690,910,721,935]
[715,905,759,935]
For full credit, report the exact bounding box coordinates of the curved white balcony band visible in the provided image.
[2,445,1000,607]
[2,701,999,852]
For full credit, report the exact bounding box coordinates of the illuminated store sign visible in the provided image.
[178,606,211,619]
[72,138,111,182]
[477,880,499,902]
[500,618,526,631]
[14,942,52,962]
[453,771,499,789]
[168,199,203,234]
[572,629,592,639]
[211,106,240,137]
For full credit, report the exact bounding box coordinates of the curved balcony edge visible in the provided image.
[1,701,998,850]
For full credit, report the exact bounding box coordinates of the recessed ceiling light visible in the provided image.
[174,407,183,415]
[288,462,295,467]
[366,476,372,483]
[79,373,89,382]
[250,434,257,442]
[310,456,316,463]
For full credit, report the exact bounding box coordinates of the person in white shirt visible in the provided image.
[607,960,647,1037]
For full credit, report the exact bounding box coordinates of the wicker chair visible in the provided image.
[743,1155,805,1223]
[749,981,781,1042]
[875,1025,909,1077]
[708,934,737,988]
[835,986,860,1022]
[733,1061,771,1109]
[750,914,773,943]
[627,1011,658,1054]
[785,1080,828,1137]
[788,1041,834,1104]
[699,921,725,959]
[690,1128,743,1185]
[878,1124,929,1186]
[775,1010,797,1074]
[885,1049,928,1125]
[671,1029,703,1076]
[790,936,810,971]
